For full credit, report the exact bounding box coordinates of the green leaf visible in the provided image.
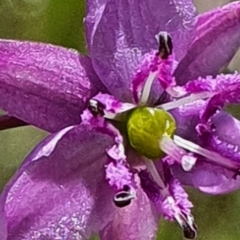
[0,0,86,51]
[0,126,47,190]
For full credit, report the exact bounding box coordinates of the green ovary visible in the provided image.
[126,107,176,160]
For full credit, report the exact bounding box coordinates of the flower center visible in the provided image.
[126,107,176,159]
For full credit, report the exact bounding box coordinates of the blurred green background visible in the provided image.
[1,0,240,239]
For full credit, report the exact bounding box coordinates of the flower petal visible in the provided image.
[171,160,233,188]
[99,187,159,240]
[0,40,105,132]
[2,125,116,239]
[85,0,196,101]
[172,111,240,194]
[199,175,240,194]
[175,2,240,85]
[201,112,240,164]
[172,158,240,195]
[212,111,240,148]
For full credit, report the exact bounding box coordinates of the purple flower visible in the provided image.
[1,0,240,239]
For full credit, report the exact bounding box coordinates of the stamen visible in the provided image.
[173,135,240,171]
[144,158,168,195]
[157,92,214,111]
[160,136,197,171]
[161,185,197,239]
[139,71,158,105]
[174,212,197,239]
[88,99,105,116]
[88,94,136,120]
[139,163,197,238]
[113,188,135,208]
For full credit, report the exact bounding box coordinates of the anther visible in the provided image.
[183,224,197,239]
[88,99,105,116]
[177,213,197,239]
[113,188,135,208]
[157,32,173,59]
[182,214,197,239]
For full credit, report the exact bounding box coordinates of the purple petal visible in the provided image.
[172,111,240,194]
[175,2,240,85]
[99,187,159,240]
[85,0,196,101]
[212,111,240,147]
[199,176,240,194]
[2,125,116,239]
[171,160,233,188]
[202,112,240,164]
[172,160,240,195]
[0,40,105,132]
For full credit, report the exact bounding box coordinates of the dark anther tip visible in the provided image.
[179,214,197,239]
[113,190,134,208]
[183,225,197,239]
[157,32,173,59]
[88,99,105,116]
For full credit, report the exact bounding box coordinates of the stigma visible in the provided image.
[126,107,176,159]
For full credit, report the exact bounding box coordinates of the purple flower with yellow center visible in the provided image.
[1,0,240,239]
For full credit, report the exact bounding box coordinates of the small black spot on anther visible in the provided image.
[113,190,134,208]
[88,99,105,116]
[183,225,197,239]
[157,32,173,59]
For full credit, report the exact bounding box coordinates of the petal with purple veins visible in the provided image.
[212,111,240,147]
[85,0,196,101]
[175,2,240,85]
[0,40,105,133]
[2,125,116,239]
